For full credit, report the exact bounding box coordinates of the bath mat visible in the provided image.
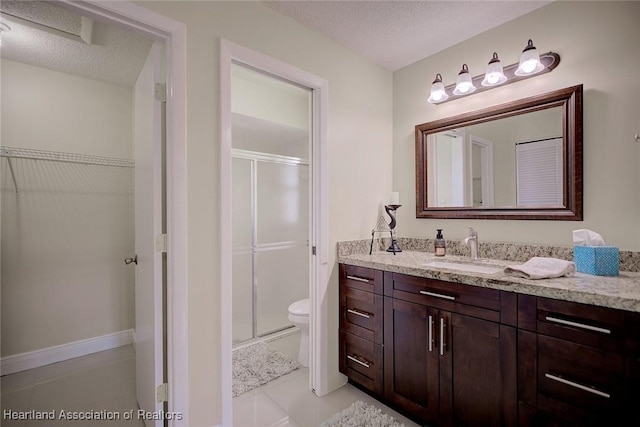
[232,342,299,397]
[321,401,405,427]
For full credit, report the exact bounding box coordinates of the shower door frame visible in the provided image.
[232,149,310,343]
[220,39,330,427]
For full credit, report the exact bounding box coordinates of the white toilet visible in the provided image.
[287,298,310,367]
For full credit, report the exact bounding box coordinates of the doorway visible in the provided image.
[220,40,329,426]
[0,1,187,424]
[231,63,311,347]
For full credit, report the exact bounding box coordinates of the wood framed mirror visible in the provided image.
[415,84,582,220]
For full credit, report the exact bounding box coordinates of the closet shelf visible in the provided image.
[0,146,135,168]
[1,146,135,194]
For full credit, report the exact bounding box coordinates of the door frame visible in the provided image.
[468,135,495,207]
[220,40,329,426]
[58,1,188,424]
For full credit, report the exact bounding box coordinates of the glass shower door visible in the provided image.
[255,160,308,337]
[232,157,254,343]
[231,153,310,344]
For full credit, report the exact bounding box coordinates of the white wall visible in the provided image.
[232,64,310,130]
[393,1,640,251]
[1,60,135,356]
[135,1,393,424]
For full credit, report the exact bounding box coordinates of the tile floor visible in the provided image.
[1,345,143,427]
[2,335,420,427]
[233,332,420,427]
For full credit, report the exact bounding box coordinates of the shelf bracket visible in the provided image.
[6,157,19,194]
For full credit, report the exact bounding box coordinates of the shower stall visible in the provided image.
[231,63,311,345]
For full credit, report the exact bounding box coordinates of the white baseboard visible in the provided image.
[1,329,134,375]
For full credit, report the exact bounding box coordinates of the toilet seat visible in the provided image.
[288,298,309,316]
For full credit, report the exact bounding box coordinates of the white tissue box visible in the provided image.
[573,246,619,276]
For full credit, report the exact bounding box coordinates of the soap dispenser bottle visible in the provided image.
[435,229,446,257]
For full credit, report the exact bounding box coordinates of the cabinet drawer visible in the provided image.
[387,272,501,318]
[340,287,383,344]
[537,335,625,417]
[340,264,383,295]
[535,297,625,353]
[339,331,383,395]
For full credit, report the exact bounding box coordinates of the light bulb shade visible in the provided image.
[427,73,449,103]
[453,64,476,96]
[515,39,544,76]
[481,52,507,87]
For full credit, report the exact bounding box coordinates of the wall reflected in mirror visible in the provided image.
[427,106,562,209]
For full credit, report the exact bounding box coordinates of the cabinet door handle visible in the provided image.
[347,355,370,368]
[439,318,446,356]
[545,316,612,335]
[347,308,371,319]
[428,315,434,352]
[545,373,611,398]
[420,290,456,301]
[346,275,370,283]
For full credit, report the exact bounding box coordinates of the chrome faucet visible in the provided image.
[462,227,479,259]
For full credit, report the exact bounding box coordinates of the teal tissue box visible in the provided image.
[573,246,619,276]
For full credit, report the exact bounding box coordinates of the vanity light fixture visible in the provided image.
[515,39,544,76]
[481,52,507,86]
[453,64,476,95]
[427,39,560,105]
[427,73,449,103]
[0,22,11,46]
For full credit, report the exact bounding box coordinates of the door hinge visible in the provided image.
[312,246,317,255]
[154,83,167,103]
[155,234,168,253]
[156,383,168,403]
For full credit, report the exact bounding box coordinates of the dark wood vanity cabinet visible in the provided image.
[339,264,518,426]
[339,263,640,427]
[384,272,517,427]
[338,264,384,395]
[517,295,640,426]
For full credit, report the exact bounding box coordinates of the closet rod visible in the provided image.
[0,146,135,168]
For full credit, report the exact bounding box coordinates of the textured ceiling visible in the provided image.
[263,0,553,71]
[0,1,153,87]
[0,1,552,86]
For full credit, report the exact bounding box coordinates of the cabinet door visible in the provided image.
[440,312,517,427]
[384,296,440,424]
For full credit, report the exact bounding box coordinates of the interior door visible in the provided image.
[134,42,165,426]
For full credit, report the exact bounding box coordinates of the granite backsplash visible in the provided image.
[337,237,640,273]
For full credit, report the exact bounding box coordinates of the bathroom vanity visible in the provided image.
[338,251,640,427]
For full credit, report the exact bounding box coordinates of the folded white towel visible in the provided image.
[504,257,575,280]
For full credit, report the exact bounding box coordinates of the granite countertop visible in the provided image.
[339,250,640,313]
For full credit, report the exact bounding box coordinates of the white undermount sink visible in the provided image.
[423,260,503,274]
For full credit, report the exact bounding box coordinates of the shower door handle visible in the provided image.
[125,255,138,265]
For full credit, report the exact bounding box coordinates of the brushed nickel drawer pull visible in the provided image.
[440,317,446,356]
[545,316,612,335]
[347,355,370,368]
[347,308,371,319]
[346,275,370,283]
[545,373,611,398]
[420,290,456,301]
